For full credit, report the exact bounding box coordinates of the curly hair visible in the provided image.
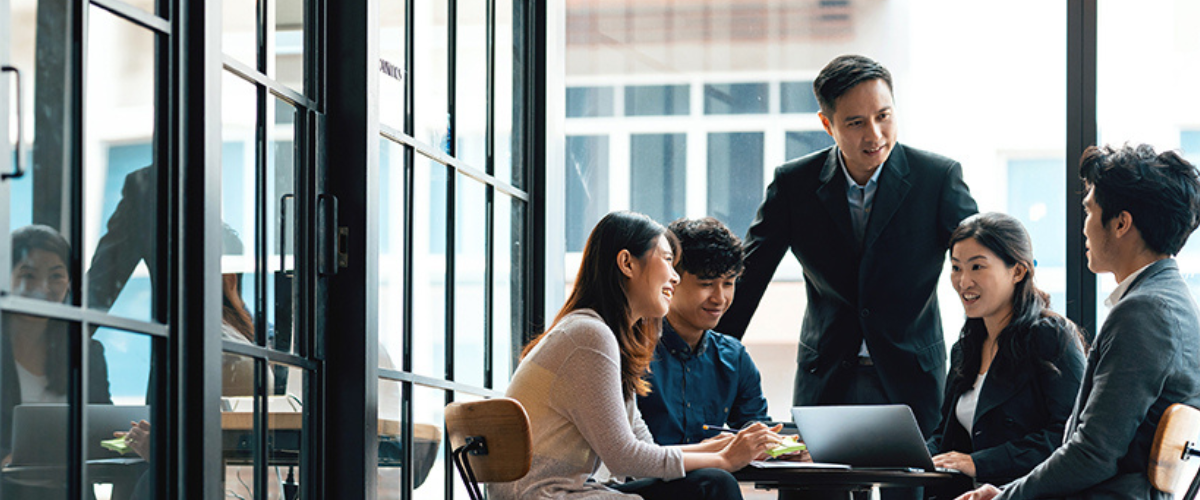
[667,217,744,279]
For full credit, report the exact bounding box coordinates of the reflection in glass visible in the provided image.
[273,0,305,92]
[704,83,767,115]
[455,0,487,168]
[268,98,297,358]
[492,196,519,389]
[412,386,447,500]
[784,130,834,162]
[454,176,486,387]
[565,136,608,252]
[626,85,688,116]
[1,315,98,499]
[376,376,404,500]
[496,0,516,185]
[221,72,259,347]
[221,353,257,500]
[266,362,306,499]
[414,0,449,150]
[630,134,686,225]
[380,2,407,131]
[566,87,614,118]
[707,132,763,239]
[222,0,256,69]
[412,159,447,378]
[378,140,406,368]
[83,9,159,322]
[90,328,156,500]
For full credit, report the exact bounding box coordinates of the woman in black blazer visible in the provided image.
[925,213,1085,491]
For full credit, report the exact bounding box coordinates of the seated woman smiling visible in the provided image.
[926,213,1086,494]
[490,211,780,500]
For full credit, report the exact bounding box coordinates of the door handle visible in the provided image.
[2,65,24,181]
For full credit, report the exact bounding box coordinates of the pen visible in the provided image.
[702,424,740,433]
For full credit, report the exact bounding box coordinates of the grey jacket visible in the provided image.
[998,259,1200,499]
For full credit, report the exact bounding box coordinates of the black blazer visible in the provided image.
[998,259,1200,499]
[0,335,112,458]
[717,143,978,435]
[925,318,1084,485]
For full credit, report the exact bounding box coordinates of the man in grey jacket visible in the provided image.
[959,143,1200,500]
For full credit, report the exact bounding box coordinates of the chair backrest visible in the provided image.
[444,397,532,483]
[1149,403,1200,495]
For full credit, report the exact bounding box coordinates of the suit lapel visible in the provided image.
[816,147,858,251]
[973,352,1032,425]
[861,145,912,252]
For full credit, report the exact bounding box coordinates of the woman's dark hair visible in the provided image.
[521,211,674,399]
[12,224,71,274]
[1079,143,1200,256]
[9,224,72,395]
[222,274,254,342]
[948,213,1084,394]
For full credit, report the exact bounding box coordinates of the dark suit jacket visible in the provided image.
[997,259,1200,499]
[926,318,1084,485]
[716,143,977,434]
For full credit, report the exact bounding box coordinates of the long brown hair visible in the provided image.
[521,211,674,399]
[222,274,254,342]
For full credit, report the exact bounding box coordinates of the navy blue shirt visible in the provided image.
[636,320,771,445]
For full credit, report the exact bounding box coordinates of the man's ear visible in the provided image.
[616,249,636,279]
[1112,210,1135,239]
[819,112,834,136]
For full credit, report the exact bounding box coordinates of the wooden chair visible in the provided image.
[1150,403,1200,499]
[444,397,532,500]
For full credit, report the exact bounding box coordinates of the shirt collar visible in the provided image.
[661,319,709,357]
[1104,261,1156,308]
[838,148,883,189]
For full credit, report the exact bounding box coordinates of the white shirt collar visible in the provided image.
[1104,261,1156,308]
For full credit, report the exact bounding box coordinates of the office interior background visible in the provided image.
[0,0,1197,498]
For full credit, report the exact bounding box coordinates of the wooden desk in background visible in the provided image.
[221,412,441,487]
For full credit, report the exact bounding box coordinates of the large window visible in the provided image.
[376,0,528,498]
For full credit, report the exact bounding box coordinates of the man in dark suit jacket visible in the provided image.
[716,55,978,437]
[960,144,1200,500]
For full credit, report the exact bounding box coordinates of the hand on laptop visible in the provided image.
[955,484,1001,500]
[932,451,975,476]
[114,419,151,460]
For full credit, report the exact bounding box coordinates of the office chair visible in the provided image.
[444,397,532,500]
[1150,403,1200,500]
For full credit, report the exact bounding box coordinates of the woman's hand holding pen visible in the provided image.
[717,422,783,471]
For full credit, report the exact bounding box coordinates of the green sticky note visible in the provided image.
[765,437,806,458]
[101,437,132,455]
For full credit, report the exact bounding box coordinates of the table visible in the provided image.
[221,413,441,487]
[735,465,971,497]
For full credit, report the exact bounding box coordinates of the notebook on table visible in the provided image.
[9,404,150,466]
[791,404,958,473]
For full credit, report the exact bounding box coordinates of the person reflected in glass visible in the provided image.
[923,213,1085,497]
[491,211,783,500]
[1,225,113,498]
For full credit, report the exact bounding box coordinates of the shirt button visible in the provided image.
[860,308,870,318]
[724,407,729,413]
[687,402,691,408]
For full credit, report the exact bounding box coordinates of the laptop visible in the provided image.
[791,404,948,471]
[9,404,150,466]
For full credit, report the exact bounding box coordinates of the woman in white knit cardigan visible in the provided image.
[491,211,779,500]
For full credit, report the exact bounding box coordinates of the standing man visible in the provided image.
[716,55,978,436]
[958,144,1200,500]
[638,217,772,445]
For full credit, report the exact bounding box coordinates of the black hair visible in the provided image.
[522,211,676,399]
[667,217,744,279]
[813,54,894,117]
[9,224,72,396]
[1079,143,1200,256]
[947,213,1084,395]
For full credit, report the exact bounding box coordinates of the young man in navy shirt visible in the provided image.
[637,217,772,445]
